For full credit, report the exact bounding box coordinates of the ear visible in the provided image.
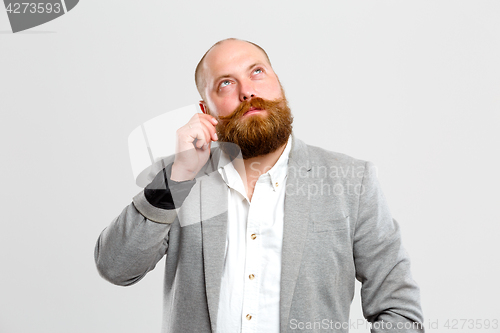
[199,101,208,114]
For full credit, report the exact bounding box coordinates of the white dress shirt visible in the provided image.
[215,136,292,333]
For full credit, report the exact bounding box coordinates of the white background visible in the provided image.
[1,1,499,332]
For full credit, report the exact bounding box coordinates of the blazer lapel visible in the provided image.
[280,137,312,331]
[199,152,228,332]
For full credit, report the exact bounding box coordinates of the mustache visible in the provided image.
[217,97,285,122]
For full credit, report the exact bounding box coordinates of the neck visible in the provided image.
[243,143,287,179]
[232,141,288,201]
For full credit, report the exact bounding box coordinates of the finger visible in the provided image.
[182,113,216,148]
[198,117,218,141]
[197,113,218,126]
[189,112,218,128]
[190,116,215,145]
[187,124,210,149]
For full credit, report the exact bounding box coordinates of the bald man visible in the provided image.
[95,39,424,333]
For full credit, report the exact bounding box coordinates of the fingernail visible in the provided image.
[213,133,218,140]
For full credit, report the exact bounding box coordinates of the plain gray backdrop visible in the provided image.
[1,1,499,332]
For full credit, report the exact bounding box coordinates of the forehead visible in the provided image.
[202,40,271,82]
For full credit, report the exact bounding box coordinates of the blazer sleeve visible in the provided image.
[353,161,424,333]
[94,164,195,286]
[94,198,173,286]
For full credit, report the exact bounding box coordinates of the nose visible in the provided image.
[242,93,255,101]
[239,80,256,102]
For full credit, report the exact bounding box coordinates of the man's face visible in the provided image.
[200,40,293,159]
[201,39,284,118]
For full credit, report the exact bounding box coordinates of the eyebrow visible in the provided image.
[213,63,264,86]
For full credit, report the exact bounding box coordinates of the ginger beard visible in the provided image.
[210,94,293,159]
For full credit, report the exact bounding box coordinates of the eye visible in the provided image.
[253,68,263,74]
[220,80,231,88]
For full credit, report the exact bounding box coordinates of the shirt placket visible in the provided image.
[240,177,269,333]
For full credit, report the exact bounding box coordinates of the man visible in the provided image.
[95,38,424,332]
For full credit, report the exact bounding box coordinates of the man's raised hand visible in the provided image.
[170,113,218,181]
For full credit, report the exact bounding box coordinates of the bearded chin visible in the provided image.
[215,98,293,159]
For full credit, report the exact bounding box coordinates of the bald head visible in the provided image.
[195,38,272,100]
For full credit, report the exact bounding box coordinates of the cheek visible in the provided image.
[221,102,239,116]
[263,81,284,100]
[211,98,239,118]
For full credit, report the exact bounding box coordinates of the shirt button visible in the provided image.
[246,314,252,320]
[251,234,257,240]
[275,182,279,187]
[249,274,255,280]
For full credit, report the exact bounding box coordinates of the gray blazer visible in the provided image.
[95,136,424,333]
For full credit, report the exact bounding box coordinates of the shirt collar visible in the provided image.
[217,135,292,192]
